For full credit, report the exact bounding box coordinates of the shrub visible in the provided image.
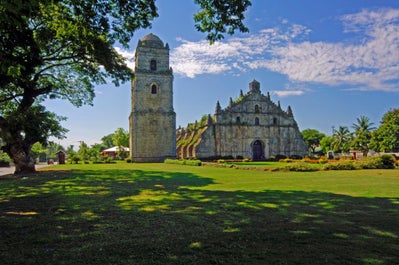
[126,158,132,163]
[68,154,80,164]
[0,152,10,167]
[183,159,202,166]
[281,158,293,163]
[357,156,382,169]
[268,156,275,161]
[217,159,226,164]
[318,158,328,164]
[289,155,303,160]
[379,154,396,169]
[164,158,202,166]
[275,154,287,161]
[358,155,396,169]
[285,162,319,172]
[323,161,357,170]
[104,157,116,164]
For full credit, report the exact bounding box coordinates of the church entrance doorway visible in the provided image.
[252,140,264,160]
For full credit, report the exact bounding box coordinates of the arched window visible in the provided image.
[255,117,259,125]
[255,105,259,113]
[150,59,157,71]
[151,84,157,94]
[273,117,277,125]
[236,117,241,123]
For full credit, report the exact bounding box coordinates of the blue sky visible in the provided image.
[45,0,399,148]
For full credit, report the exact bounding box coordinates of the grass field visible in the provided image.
[1,162,398,264]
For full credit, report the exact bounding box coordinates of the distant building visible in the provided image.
[176,80,308,160]
[101,146,130,159]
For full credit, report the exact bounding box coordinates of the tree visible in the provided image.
[351,116,375,157]
[319,136,333,155]
[112,128,129,148]
[370,109,399,152]
[0,0,251,174]
[31,142,47,162]
[112,128,129,159]
[77,141,89,162]
[194,0,251,43]
[101,134,114,149]
[332,126,352,153]
[88,143,104,162]
[301,129,326,153]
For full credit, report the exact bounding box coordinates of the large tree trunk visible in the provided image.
[7,143,36,175]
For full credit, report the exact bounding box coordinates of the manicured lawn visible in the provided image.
[1,162,398,264]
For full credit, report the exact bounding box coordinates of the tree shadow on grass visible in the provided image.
[0,168,398,265]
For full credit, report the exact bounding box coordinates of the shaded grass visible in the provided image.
[1,163,398,264]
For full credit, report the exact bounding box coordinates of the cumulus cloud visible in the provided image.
[262,8,399,91]
[115,8,399,92]
[170,8,399,92]
[170,24,311,78]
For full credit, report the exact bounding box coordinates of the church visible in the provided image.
[176,79,308,160]
[129,34,308,161]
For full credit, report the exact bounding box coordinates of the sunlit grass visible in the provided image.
[0,162,398,264]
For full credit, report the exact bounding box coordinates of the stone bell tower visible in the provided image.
[129,33,176,162]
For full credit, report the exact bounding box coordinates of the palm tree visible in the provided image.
[351,116,375,157]
[332,126,352,153]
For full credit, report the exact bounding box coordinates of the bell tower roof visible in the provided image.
[140,33,164,48]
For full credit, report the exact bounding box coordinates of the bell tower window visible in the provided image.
[255,105,259,113]
[151,84,157,94]
[150,59,157,71]
[255,117,260,125]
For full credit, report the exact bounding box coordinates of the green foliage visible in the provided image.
[357,155,396,169]
[332,126,352,153]
[370,109,399,152]
[112,128,129,148]
[322,161,357,170]
[319,136,333,154]
[0,151,11,163]
[101,134,114,149]
[164,158,202,166]
[351,116,375,154]
[194,0,252,43]
[380,154,397,168]
[68,154,81,164]
[302,129,326,153]
[285,162,319,172]
[77,141,90,161]
[31,142,47,161]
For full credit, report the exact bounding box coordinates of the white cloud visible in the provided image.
[114,47,135,70]
[272,90,305,97]
[170,8,399,92]
[170,25,310,78]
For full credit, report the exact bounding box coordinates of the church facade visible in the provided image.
[129,33,308,161]
[176,80,308,160]
[129,34,176,162]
